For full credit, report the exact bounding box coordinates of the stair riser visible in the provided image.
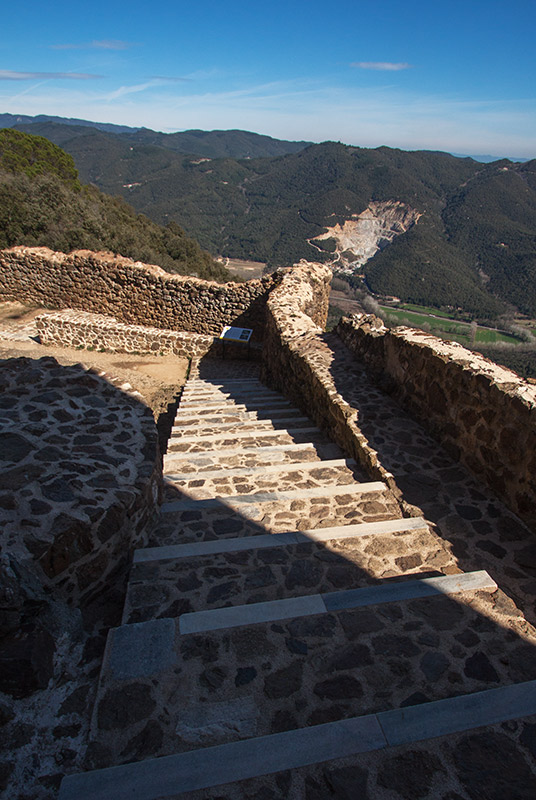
[124,522,444,624]
[167,429,324,453]
[163,442,344,472]
[89,574,519,772]
[153,488,399,547]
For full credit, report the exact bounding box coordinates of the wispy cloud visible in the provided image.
[51,39,135,51]
[105,76,190,101]
[351,62,412,71]
[0,70,103,80]
[1,78,534,159]
[148,76,191,83]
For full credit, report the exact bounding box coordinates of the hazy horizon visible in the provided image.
[1,0,535,159]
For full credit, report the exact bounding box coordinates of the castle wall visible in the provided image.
[36,309,214,360]
[337,315,536,531]
[0,246,279,339]
[261,262,405,504]
[0,357,161,611]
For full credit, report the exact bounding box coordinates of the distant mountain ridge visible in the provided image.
[1,114,311,159]
[1,112,530,162]
[0,113,139,135]
[2,115,536,319]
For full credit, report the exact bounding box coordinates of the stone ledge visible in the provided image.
[36,309,214,359]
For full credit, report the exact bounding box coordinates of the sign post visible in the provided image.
[219,326,253,360]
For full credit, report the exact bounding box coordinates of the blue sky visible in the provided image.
[1,0,535,157]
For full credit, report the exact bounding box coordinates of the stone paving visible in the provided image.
[60,356,536,799]
[320,332,536,626]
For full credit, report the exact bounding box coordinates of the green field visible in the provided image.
[395,303,458,320]
[380,306,520,346]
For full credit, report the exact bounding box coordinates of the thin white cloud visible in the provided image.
[105,80,166,101]
[351,62,412,71]
[51,40,134,51]
[1,78,534,159]
[149,76,191,83]
[0,70,102,81]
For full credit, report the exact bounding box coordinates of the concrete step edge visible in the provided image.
[163,457,357,481]
[134,516,426,564]
[58,671,532,800]
[179,570,497,635]
[167,427,321,445]
[160,479,386,513]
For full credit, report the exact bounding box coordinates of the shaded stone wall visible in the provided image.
[0,247,279,339]
[337,314,536,531]
[0,357,161,611]
[37,310,214,360]
[261,262,405,507]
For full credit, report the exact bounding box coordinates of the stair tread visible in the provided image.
[58,679,536,800]
[178,570,497,634]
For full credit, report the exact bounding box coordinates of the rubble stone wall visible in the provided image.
[0,357,161,611]
[0,247,279,339]
[337,314,536,530]
[37,310,214,360]
[261,262,404,503]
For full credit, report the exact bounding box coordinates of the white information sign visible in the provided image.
[219,326,253,343]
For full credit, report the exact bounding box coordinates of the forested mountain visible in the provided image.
[2,118,536,318]
[4,115,310,159]
[0,129,230,281]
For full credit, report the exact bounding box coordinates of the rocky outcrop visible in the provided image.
[312,200,420,274]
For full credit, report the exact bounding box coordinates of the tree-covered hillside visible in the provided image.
[0,129,231,281]
[7,122,536,318]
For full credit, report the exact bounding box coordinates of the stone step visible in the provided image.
[166,428,325,454]
[134,516,429,564]
[58,679,536,800]
[124,517,437,623]
[180,387,277,400]
[171,414,306,436]
[163,456,359,481]
[171,408,305,426]
[82,573,536,776]
[187,378,264,388]
[161,480,387,512]
[169,417,313,438]
[178,570,497,634]
[174,399,293,414]
[151,480,398,548]
[163,460,366,499]
[163,441,344,472]
[178,393,281,409]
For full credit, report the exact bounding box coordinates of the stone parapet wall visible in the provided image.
[0,357,162,610]
[37,309,214,360]
[337,314,536,530]
[261,262,404,505]
[0,247,279,338]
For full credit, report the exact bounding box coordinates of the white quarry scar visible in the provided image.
[310,200,421,274]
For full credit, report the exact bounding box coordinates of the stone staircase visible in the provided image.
[59,362,536,799]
